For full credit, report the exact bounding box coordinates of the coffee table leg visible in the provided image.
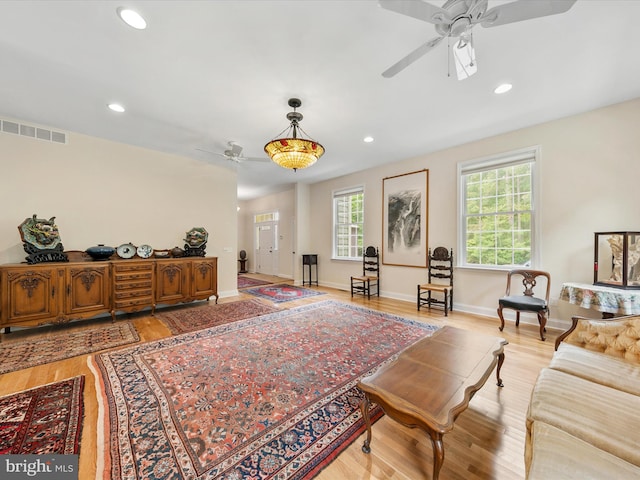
[360,395,372,454]
[428,431,445,480]
[496,352,505,387]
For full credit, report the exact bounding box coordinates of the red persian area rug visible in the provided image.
[237,275,273,289]
[0,376,84,455]
[91,300,438,480]
[244,283,326,303]
[157,299,280,335]
[0,321,139,375]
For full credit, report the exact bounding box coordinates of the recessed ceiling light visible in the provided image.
[363,136,374,143]
[117,7,147,30]
[494,83,513,94]
[108,103,125,113]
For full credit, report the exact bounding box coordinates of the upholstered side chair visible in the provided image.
[497,269,550,341]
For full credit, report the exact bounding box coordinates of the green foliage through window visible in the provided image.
[462,161,534,267]
[334,189,364,259]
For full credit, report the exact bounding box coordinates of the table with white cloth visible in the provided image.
[559,282,640,318]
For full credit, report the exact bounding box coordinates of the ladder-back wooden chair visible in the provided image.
[497,269,550,341]
[351,246,380,299]
[417,247,454,316]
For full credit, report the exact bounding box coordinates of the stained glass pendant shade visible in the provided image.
[264,98,325,171]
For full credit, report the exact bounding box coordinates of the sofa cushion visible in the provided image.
[563,316,640,363]
[527,422,640,479]
[527,368,640,467]
[550,343,640,396]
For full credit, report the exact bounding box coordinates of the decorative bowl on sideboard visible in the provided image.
[85,244,115,261]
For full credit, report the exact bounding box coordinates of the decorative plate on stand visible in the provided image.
[137,244,154,259]
[116,243,136,259]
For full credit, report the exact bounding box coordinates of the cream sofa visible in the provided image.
[525,314,640,479]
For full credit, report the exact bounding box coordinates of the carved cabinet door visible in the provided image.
[156,260,190,304]
[191,258,217,298]
[65,264,111,316]
[2,266,61,324]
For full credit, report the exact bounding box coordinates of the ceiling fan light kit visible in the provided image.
[453,34,477,80]
[224,142,243,158]
[379,0,577,79]
[264,98,325,172]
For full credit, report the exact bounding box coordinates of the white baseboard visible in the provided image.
[302,281,570,331]
[218,289,239,298]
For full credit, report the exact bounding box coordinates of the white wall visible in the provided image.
[239,188,295,278]
[307,98,640,329]
[0,124,239,297]
[294,183,311,285]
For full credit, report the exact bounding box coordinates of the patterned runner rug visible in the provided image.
[91,300,437,479]
[0,321,139,375]
[0,376,84,454]
[238,275,273,289]
[157,299,280,335]
[244,283,326,303]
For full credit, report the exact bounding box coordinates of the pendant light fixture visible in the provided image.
[264,98,325,171]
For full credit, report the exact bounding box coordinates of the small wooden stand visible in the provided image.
[302,254,318,286]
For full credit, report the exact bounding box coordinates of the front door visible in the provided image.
[256,222,278,275]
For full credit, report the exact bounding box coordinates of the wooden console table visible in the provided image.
[0,257,217,336]
[560,282,640,317]
[357,326,507,480]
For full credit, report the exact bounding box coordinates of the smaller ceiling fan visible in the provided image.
[197,141,270,164]
[380,0,577,80]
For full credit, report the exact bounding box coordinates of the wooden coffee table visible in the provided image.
[357,326,507,479]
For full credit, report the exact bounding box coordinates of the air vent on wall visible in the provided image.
[1,119,67,144]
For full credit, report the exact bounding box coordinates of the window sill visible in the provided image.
[331,257,360,262]
[457,265,535,273]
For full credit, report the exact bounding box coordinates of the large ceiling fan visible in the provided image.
[197,141,270,164]
[380,0,577,80]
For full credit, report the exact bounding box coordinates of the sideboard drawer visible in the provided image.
[115,272,153,282]
[114,297,153,309]
[113,263,154,273]
[114,281,152,290]
[114,289,153,300]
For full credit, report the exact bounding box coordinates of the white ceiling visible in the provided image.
[1,1,639,200]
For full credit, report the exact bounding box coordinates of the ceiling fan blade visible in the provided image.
[378,0,452,25]
[382,36,444,78]
[481,0,577,28]
[196,147,222,157]
[195,147,237,163]
[234,155,271,164]
[196,144,269,164]
[243,157,271,163]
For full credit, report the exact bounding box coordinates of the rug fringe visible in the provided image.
[87,356,108,480]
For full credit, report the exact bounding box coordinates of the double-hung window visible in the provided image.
[333,186,364,260]
[458,147,540,268]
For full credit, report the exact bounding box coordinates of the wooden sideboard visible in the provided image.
[0,257,217,332]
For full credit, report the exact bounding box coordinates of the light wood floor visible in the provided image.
[0,275,559,479]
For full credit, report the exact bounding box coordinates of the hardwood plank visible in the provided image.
[0,278,558,479]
